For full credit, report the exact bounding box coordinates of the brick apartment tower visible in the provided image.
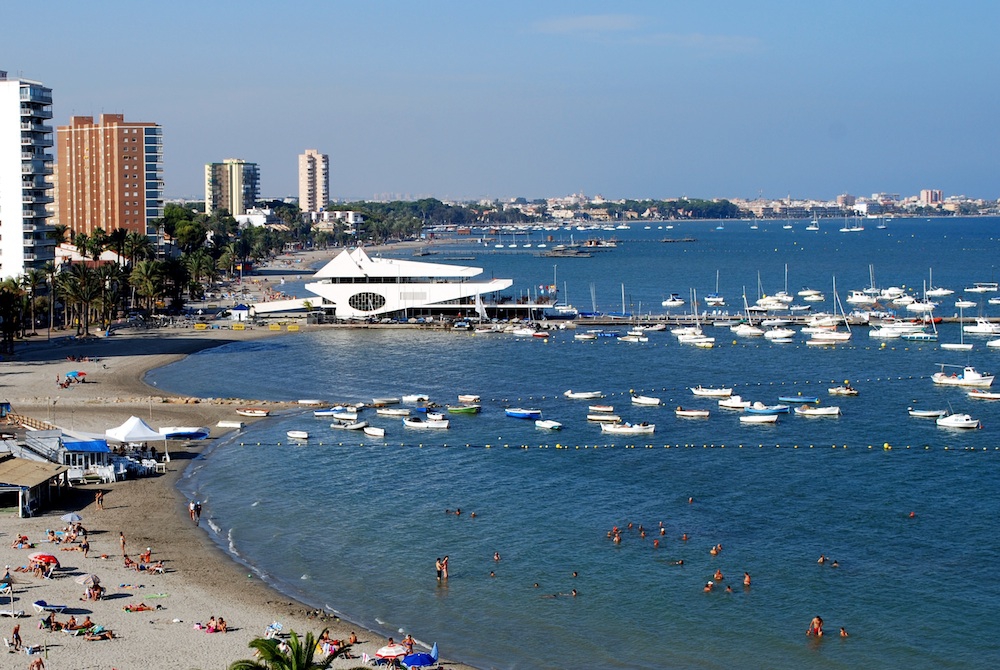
[55,114,164,240]
[298,149,329,214]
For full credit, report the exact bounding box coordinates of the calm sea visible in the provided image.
[149,218,1000,669]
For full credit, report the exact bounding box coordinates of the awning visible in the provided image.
[0,457,68,489]
[62,440,110,454]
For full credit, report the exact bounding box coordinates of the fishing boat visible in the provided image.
[828,385,859,396]
[574,332,598,340]
[908,407,947,418]
[363,426,386,438]
[967,389,1000,400]
[446,404,481,414]
[931,365,994,387]
[286,430,309,440]
[589,404,615,413]
[744,402,790,415]
[620,334,649,343]
[675,407,710,418]
[600,422,655,435]
[297,399,325,406]
[718,395,751,409]
[402,394,430,403]
[458,394,481,403]
[506,408,542,419]
[740,414,778,424]
[793,405,841,416]
[936,413,981,429]
[691,386,733,397]
[564,390,604,400]
[403,416,449,429]
[332,420,368,430]
[535,419,563,430]
[777,394,820,404]
[587,413,622,423]
[631,395,662,406]
[236,407,269,417]
[376,407,411,417]
[372,397,401,407]
[963,318,1000,335]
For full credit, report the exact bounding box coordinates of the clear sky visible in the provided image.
[4,1,999,202]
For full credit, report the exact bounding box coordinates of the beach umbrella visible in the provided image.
[376,643,409,661]
[402,652,436,668]
[74,573,100,587]
[27,552,59,566]
[65,371,80,377]
[60,513,83,523]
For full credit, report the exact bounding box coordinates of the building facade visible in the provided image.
[55,114,163,240]
[205,159,259,216]
[0,70,56,280]
[298,149,329,214]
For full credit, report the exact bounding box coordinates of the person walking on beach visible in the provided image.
[119,531,126,557]
[194,501,202,525]
[189,500,196,522]
[11,623,21,652]
[95,490,104,510]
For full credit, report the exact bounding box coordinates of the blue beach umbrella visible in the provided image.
[65,371,80,377]
[402,642,439,668]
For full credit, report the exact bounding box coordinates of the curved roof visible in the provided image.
[312,248,483,280]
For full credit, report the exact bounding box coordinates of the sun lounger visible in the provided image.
[0,610,24,618]
[64,626,95,636]
[32,600,67,614]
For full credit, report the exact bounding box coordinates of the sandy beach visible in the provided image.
[0,252,474,669]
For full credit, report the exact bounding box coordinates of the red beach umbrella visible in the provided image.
[27,552,59,566]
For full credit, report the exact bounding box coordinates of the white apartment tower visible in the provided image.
[298,149,329,214]
[205,158,259,216]
[0,70,56,279]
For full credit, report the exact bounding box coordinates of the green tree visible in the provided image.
[22,268,47,335]
[130,259,165,312]
[60,264,102,336]
[174,219,208,253]
[228,630,349,670]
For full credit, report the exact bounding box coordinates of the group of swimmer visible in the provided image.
[807,616,849,638]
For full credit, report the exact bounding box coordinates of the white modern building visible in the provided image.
[254,247,512,320]
[0,70,56,279]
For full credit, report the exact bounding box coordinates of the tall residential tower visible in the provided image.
[0,70,56,279]
[205,159,259,216]
[298,149,329,214]
[56,114,164,240]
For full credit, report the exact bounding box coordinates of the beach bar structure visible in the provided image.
[0,455,68,517]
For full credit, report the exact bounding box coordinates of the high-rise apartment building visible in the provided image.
[919,189,943,206]
[55,114,164,240]
[298,149,329,214]
[205,159,259,216]
[0,70,56,280]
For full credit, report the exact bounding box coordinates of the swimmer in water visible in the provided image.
[818,554,827,564]
[840,627,848,637]
[744,572,751,586]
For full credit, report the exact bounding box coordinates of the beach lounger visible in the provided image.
[264,621,284,639]
[32,600,66,614]
[0,610,24,618]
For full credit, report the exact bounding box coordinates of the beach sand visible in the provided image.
[0,280,473,669]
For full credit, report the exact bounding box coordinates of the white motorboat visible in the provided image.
[535,419,563,430]
[989,339,1000,348]
[589,404,614,413]
[564,390,604,400]
[764,327,796,340]
[740,414,778,424]
[955,298,977,309]
[286,430,309,440]
[828,385,859,396]
[402,394,430,403]
[403,417,450,429]
[574,332,598,340]
[332,420,368,430]
[718,395,751,409]
[965,282,999,293]
[936,413,981,429]
[376,407,411,417]
[363,426,386,438]
[631,395,662,406]
[458,394,481,403]
[587,413,622,423]
[620,334,649,343]
[297,399,325,406]
[601,422,655,435]
[732,322,765,337]
[661,293,685,308]
[963,318,1000,335]
[691,386,733,397]
[675,407,710,418]
[793,405,841,416]
[931,365,994,388]
[372,397,401,406]
[967,389,1000,400]
[329,411,360,422]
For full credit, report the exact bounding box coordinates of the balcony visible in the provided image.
[19,105,53,120]
[19,88,53,104]
[23,223,38,233]
[22,194,54,205]
[20,122,52,133]
[23,253,37,262]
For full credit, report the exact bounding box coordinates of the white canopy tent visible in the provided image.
[105,416,170,460]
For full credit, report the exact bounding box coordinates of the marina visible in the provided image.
[150,217,1000,670]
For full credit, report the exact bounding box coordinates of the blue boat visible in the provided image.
[505,408,542,419]
[777,395,820,404]
[744,403,791,415]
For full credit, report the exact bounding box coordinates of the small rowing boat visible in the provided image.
[236,408,269,417]
[363,426,385,438]
[740,414,778,424]
[535,419,563,430]
[691,386,733,397]
[286,430,309,440]
[675,407,710,418]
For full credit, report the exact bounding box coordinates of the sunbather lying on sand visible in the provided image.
[123,603,157,612]
[84,629,115,641]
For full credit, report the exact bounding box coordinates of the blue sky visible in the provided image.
[4,1,999,201]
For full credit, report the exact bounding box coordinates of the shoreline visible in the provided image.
[1,276,476,668]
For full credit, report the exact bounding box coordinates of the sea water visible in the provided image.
[149,218,1000,669]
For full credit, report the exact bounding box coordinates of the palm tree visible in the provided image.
[22,268,46,335]
[61,264,102,336]
[130,259,164,312]
[124,230,154,266]
[43,262,58,339]
[228,629,350,670]
[184,249,215,299]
